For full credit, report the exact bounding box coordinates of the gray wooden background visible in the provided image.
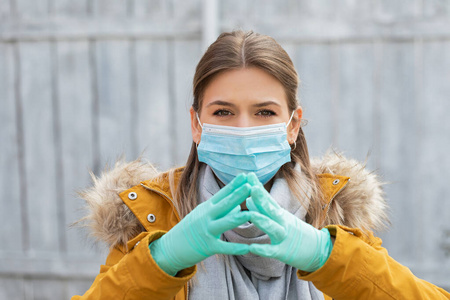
[1,0,450,298]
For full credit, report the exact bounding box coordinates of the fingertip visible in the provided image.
[247,211,261,224]
[235,244,250,255]
[229,173,247,187]
[230,205,241,215]
[235,210,250,220]
[231,174,245,186]
[246,197,258,212]
[247,173,259,185]
[236,183,251,195]
[239,172,248,180]
[249,244,262,255]
[249,244,273,258]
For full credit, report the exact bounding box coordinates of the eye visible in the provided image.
[213,109,233,117]
[256,109,276,117]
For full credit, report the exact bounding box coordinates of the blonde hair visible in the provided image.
[171,30,324,228]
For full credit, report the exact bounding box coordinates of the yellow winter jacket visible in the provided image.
[72,154,450,300]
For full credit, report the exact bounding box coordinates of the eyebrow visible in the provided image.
[206,100,281,108]
[206,100,236,108]
[252,100,281,108]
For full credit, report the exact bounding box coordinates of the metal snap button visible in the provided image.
[147,214,156,223]
[128,192,137,200]
[332,179,340,185]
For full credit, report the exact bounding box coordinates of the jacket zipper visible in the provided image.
[186,282,189,300]
[140,183,189,299]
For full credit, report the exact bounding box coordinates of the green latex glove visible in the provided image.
[149,173,252,276]
[246,173,333,273]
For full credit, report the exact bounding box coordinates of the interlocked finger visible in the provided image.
[248,211,286,243]
[251,186,284,223]
[210,173,247,204]
[208,211,252,237]
[247,173,281,209]
[215,240,249,256]
[249,243,279,259]
[211,184,251,219]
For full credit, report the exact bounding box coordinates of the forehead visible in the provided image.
[202,67,288,108]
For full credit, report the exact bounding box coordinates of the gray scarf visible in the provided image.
[189,165,324,300]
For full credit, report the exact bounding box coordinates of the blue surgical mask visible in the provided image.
[196,112,294,185]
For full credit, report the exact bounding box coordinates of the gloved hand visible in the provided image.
[149,173,252,276]
[246,173,333,272]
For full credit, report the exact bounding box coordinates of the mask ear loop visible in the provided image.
[286,110,296,127]
[196,113,203,129]
[195,113,203,149]
[287,110,297,150]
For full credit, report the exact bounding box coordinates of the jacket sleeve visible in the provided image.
[71,231,196,300]
[298,225,450,300]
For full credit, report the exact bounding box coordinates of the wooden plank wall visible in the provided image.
[1,0,449,298]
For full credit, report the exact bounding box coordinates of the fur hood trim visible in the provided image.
[311,152,389,233]
[76,159,159,248]
[77,153,388,248]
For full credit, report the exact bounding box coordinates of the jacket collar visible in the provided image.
[123,169,350,233]
[79,152,388,249]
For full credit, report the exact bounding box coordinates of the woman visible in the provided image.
[73,31,450,299]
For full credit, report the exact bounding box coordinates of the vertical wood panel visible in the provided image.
[377,42,418,264]
[0,277,24,300]
[295,1,338,19]
[51,41,67,254]
[53,0,89,17]
[135,40,173,169]
[133,0,172,18]
[220,0,257,29]
[129,41,139,159]
[0,44,23,253]
[67,279,95,299]
[173,40,202,166]
[31,278,67,300]
[56,41,96,256]
[23,279,33,300]
[95,41,135,166]
[19,42,59,254]
[173,0,201,20]
[374,0,420,20]
[15,0,49,18]
[293,44,334,158]
[421,41,450,265]
[253,0,291,20]
[0,0,12,18]
[335,0,373,19]
[424,0,450,18]
[89,41,101,175]
[336,43,376,166]
[92,0,127,17]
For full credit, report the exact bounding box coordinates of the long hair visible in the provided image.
[170,30,325,228]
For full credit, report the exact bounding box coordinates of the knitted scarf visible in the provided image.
[189,165,324,300]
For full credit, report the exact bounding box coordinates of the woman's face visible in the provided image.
[190,67,302,144]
